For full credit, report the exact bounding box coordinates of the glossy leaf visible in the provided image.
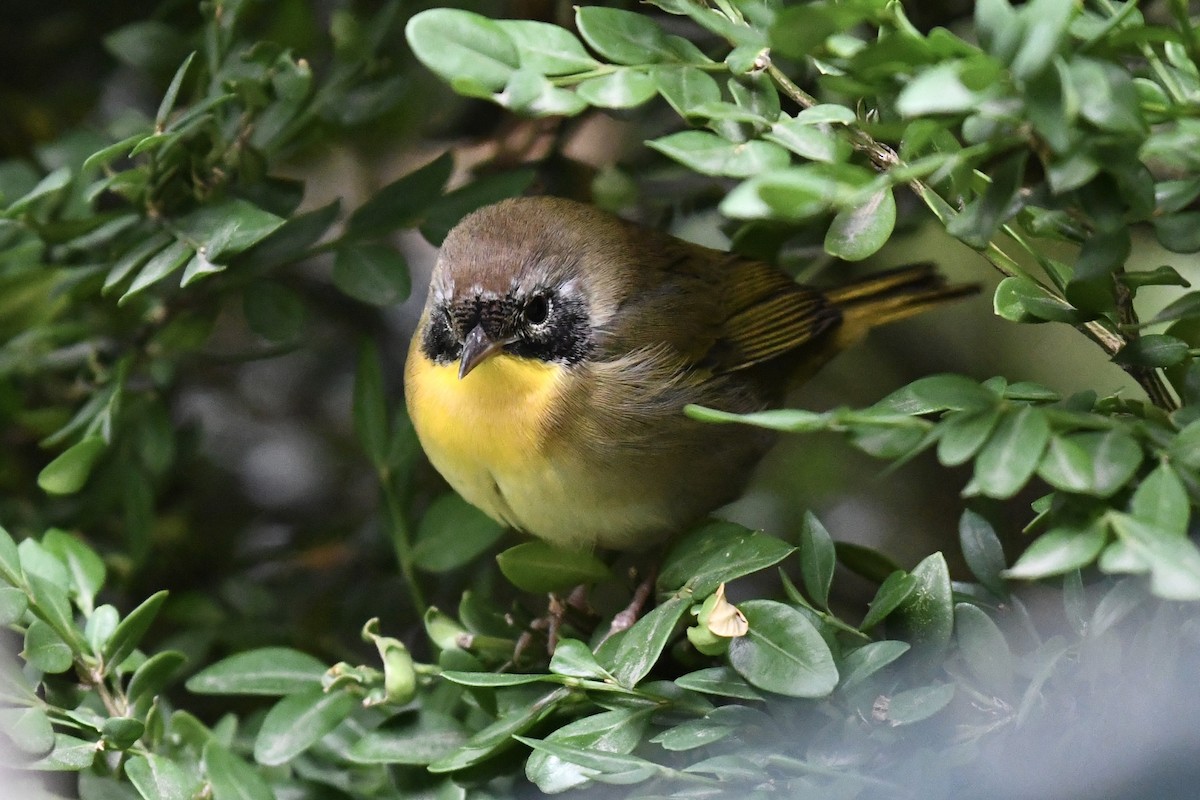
[882,683,956,726]
[674,666,764,701]
[728,600,838,698]
[254,688,358,766]
[24,620,74,673]
[38,437,106,496]
[658,520,795,596]
[974,406,1051,499]
[497,20,599,75]
[860,570,919,630]
[1130,462,1188,534]
[799,512,836,609]
[413,493,504,573]
[893,553,954,659]
[824,187,896,261]
[959,510,1006,595]
[103,590,168,673]
[406,9,519,91]
[348,711,466,765]
[525,708,649,793]
[186,646,326,695]
[496,541,612,593]
[575,7,675,65]
[601,594,690,687]
[838,640,910,691]
[954,603,1013,694]
[1036,430,1142,497]
[125,754,199,800]
[1108,513,1200,601]
[203,741,274,800]
[576,69,657,108]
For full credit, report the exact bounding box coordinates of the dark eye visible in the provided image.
[524,293,551,326]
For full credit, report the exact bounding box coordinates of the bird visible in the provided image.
[404,195,974,554]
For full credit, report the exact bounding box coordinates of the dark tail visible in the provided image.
[827,263,978,333]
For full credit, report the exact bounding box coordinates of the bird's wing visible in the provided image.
[704,255,842,373]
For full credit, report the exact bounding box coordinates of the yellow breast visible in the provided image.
[404,337,565,529]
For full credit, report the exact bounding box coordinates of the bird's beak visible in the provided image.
[458,324,505,379]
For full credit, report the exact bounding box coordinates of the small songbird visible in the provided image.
[404,196,973,553]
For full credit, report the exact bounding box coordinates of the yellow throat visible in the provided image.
[405,342,565,526]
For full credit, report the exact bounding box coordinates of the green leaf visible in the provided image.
[897,64,979,116]
[959,510,1006,595]
[0,586,28,626]
[947,152,1026,249]
[23,619,74,673]
[798,512,836,609]
[429,687,569,773]
[353,341,389,469]
[439,671,550,687]
[824,188,896,261]
[2,707,55,756]
[0,523,22,586]
[126,754,199,800]
[186,647,326,695]
[155,52,196,128]
[413,493,505,573]
[765,117,850,164]
[345,153,453,239]
[86,604,118,656]
[993,276,1081,323]
[103,590,168,672]
[1154,212,1200,254]
[650,715,737,752]
[500,69,589,117]
[42,529,105,615]
[1108,513,1200,601]
[974,405,1051,499]
[836,542,903,583]
[203,741,274,800]
[658,520,795,596]
[769,3,865,59]
[876,373,997,415]
[177,199,285,262]
[882,682,956,726]
[1069,57,1145,135]
[721,162,875,221]
[349,711,466,766]
[127,650,187,709]
[654,66,721,118]
[254,688,358,766]
[937,407,1002,466]
[859,570,918,630]
[27,733,98,771]
[332,244,410,306]
[674,666,764,700]
[954,603,1013,695]
[496,20,599,76]
[728,600,838,698]
[38,436,106,495]
[102,717,145,751]
[1003,515,1104,578]
[838,640,910,691]
[575,7,675,65]
[1010,0,1073,79]
[244,282,305,342]
[1113,334,1189,368]
[525,709,650,793]
[1130,462,1189,534]
[121,239,193,302]
[576,69,658,108]
[1036,431,1143,497]
[686,404,828,432]
[496,541,612,593]
[4,166,71,214]
[893,553,954,660]
[549,638,613,681]
[601,594,690,687]
[406,9,519,91]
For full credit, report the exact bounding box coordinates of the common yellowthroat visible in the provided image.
[405,196,973,552]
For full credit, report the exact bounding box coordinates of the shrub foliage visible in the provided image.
[3,1,1200,798]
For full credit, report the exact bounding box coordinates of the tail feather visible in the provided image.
[828,263,978,334]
